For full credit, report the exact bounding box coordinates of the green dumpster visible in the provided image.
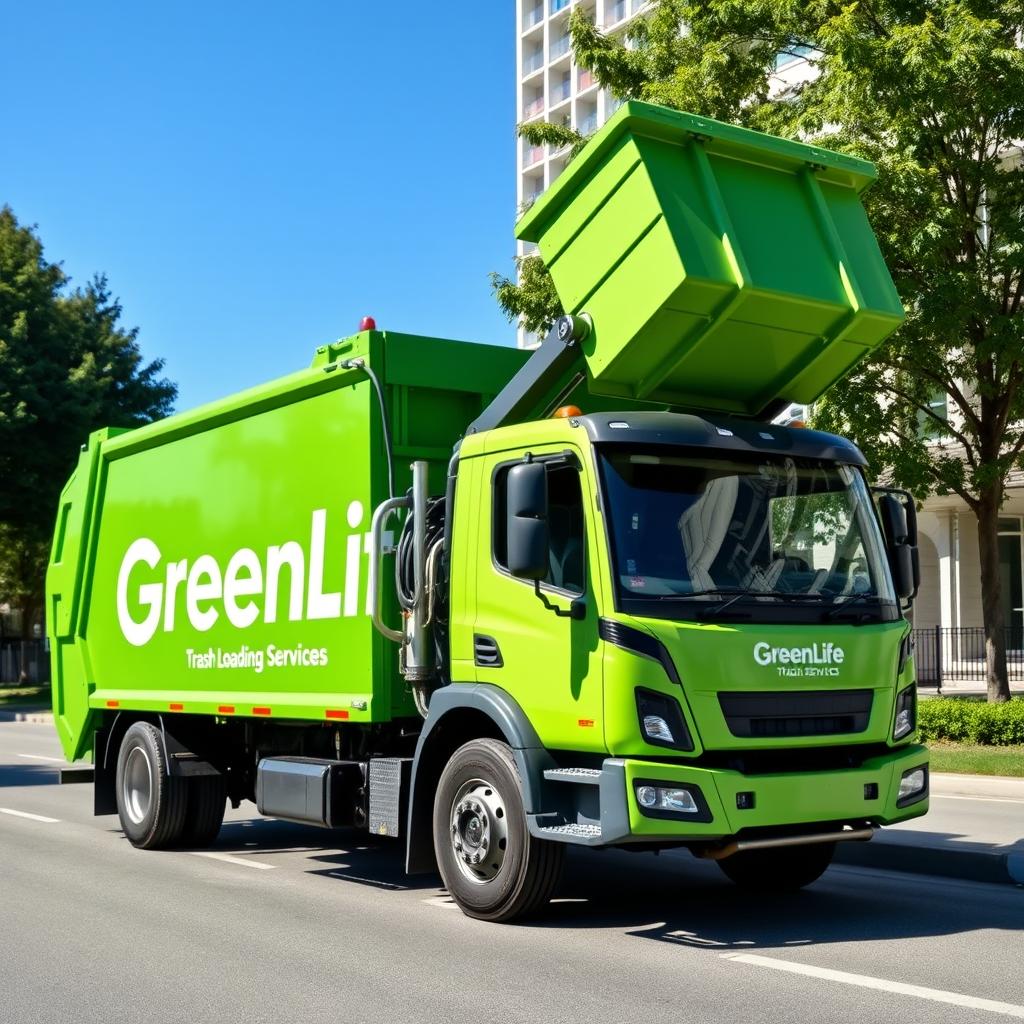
[516,101,904,417]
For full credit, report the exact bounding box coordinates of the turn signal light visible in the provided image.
[553,405,582,419]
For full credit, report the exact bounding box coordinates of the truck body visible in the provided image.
[48,103,928,920]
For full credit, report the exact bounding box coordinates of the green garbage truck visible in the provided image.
[47,102,928,921]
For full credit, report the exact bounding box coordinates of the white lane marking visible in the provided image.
[936,774,1024,786]
[17,753,64,763]
[327,871,407,890]
[932,794,1024,805]
[188,851,275,871]
[421,896,459,910]
[723,953,1024,1019]
[0,807,60,823]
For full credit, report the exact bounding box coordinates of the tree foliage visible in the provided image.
[0,206,176,635]
[492,1,1024,699]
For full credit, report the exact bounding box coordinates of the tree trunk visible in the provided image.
[976,497,1011,702]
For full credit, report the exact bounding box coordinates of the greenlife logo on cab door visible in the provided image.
[753,641,845,678]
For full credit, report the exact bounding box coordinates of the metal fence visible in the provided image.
[0,639,50,685]
[912,627,1024,689]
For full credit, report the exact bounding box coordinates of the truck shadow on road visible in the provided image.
[213,816,440,892]
[208,815,1023,949]
[535,847,1024,950]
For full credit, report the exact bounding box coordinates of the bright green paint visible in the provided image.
[620,744,929,840]
[47,330,527,761]
[47,100,927,844]
[516,101,905,415]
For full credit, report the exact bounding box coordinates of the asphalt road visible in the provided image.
[2,719,1023,1024]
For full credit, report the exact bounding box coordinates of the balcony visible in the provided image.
[523,50,544,76]
[606,0,627,23]
[523,4,544,30]
[522,187,545,210]
[523,144,546,168]
[551,78,571,104]
[550,33,571,59]
[550,0,570,12]
[523,95,545,118]
[578,112,598,136]
[578,68,596,91]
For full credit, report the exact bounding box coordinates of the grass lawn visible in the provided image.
[0,685,51,710]
[928,741,1024,777]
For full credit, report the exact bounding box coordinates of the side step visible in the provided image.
[543,767,602,785]
[531,767,606,845]
[532,816,605,846]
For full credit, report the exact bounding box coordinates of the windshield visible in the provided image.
[598,447,899,623]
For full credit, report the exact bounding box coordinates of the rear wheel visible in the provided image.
[179,774,227,848]
[115,721,188,849]
[433,738,563,922]
[717,841,835,891]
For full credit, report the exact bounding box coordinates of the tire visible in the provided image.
[115,721,188,849]
[178,774,227,848]
[717,841,835,891]
[433,738,564,922]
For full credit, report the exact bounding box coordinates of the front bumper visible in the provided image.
[528,744,929,846]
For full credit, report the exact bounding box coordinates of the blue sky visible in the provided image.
[2,2,517,410]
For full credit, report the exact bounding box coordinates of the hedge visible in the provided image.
[918,696,1024,746]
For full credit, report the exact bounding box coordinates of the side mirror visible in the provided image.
[506,462,549,580]
[878,492,917,601]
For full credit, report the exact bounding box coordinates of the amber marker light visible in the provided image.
[553,405,583,419]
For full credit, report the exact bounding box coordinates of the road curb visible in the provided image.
[0,709,53,724]
[836,838,1024,886]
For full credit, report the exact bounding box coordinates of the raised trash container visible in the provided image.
[516,101,904,417]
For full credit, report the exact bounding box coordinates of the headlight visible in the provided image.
[896,765,928,807]
[893,685,916,740]
[634,780,712,821]
[636,688,693,751]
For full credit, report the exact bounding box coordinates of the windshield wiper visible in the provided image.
[823,591,882,622]
[698,588,828,619]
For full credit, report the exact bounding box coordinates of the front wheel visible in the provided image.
[433,738,563,922]
[717,841,835,891]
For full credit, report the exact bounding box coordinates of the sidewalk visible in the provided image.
[918,680,1024,697]
[836,772,1024,885]
[0,708,53,723]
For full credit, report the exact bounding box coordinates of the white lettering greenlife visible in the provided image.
[116,507,369,646]
[753,641,846,667]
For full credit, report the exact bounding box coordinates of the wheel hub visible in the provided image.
[449,778,509,884]
[122,745,153,825]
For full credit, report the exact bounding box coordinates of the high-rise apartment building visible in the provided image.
[515,0,651,347]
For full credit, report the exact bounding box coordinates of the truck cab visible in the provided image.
[410,406,925,917]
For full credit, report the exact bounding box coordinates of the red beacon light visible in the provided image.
[359,316,377,332]
[553,405,583,419]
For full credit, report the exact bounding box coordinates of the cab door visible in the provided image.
[471,444,604,753]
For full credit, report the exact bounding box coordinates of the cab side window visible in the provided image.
[493,461,585,595]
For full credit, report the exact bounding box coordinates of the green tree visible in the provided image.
[0,206,176,639]
[493,1,1024,701]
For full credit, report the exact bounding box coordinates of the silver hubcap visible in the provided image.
[122,746,153,825]
[449,777,509,884]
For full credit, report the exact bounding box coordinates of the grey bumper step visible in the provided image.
[534,821,604,845]
[543,767,602,784]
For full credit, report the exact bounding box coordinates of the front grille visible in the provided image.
[718,690,873,738]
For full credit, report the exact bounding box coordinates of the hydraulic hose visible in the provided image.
[340,358,395,499]
[395,494,445,612]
